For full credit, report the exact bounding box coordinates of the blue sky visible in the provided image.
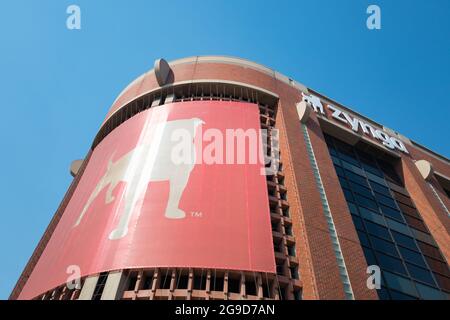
[0,0,449,299]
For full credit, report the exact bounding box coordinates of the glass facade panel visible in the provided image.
[364,220,391,240]
[324,134,450,300]
[369,236,399,257]
[380,205,403,221]
[406,263,436,286]
[398,247,427,268]
[376,252,407,275]
[383,271,418,297]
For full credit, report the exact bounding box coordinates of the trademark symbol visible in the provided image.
[191,211,203,218]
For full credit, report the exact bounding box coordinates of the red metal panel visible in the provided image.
[19,101,275,299]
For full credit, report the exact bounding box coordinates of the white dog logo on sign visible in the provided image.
[73,107,204,240]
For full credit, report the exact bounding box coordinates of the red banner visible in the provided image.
[19,101,275,299]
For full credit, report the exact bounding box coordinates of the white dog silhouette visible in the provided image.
[73,112,204,240]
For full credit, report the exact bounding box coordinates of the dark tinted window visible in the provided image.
[376,252,407,275]
[406,263,436,286]
[324,134,449,299]
[370,181,391,196]
[374,193,397,208]
[355,194,378,211]
[345,170,368,187]
[380,205,403,221]
[364,220,391,240]
[392,232,418,251]
[369,236,399,257]
[398,246,427,268]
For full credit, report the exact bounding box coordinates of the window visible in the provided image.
[193,272,206,290]
[176,273,189,290]
[365,171,387,186]
[433,273,450,293]
[341,160,365,175]
[159,270,172,289]
[245,279,257,296]
[342,188,354,202]
[338,176,349,189]
[425,257,449,275]
[404,215,428,233]
[325,135,449,299]
[331,155,341,166]
[398,203,421,219]
[370,181,391,196]
[210,273,224,292]
[391,231,418,251]
[398,246,427,268]
[417,241,443,260]
[377,287,391,300]
[361,162,384,177]
[287,245,296,257]
[378,160,402,185]
[383,271,418,297]
[290,266,299,280]
[334,165,345,177]
[364,220,391,240]
[349,181,373,198]
[345,170,369,187]
[352,215,365,231]
[369,235,399,257]
[337,150,360,167]
[228,277,241,294]
[380,205,403,221]
[374,192,397,209]
[127,273,138,291]
[385,217,411,235]
[293,289,302,300]
[358,206,384,225]
[271,220,280,232]
[415,283,446,300]
[376,252,407,275]
[273,240,283,253]
[284,224,293,236]
[362,248,378,266]
[406,263,436,286]
[389,290,417,300]
[347,202,359,215]
[280,286,290,300]
[276,264,285,276]
[142,272,154,290]
[262,280,271,298]
[357,231,370,247]
[355,194,378,211]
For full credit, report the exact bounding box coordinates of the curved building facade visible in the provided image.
[10,56,450,300]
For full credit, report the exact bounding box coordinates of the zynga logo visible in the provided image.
[73,113,278,240]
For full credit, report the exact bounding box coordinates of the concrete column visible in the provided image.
[240,272,246,298]
[78,275,99,300]
[257,273,263,300]
[101,270,127,300]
